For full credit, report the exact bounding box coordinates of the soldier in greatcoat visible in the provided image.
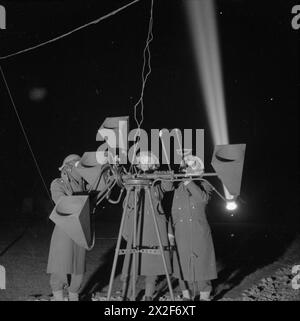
[47,154,86,301]
[169,155,217,301]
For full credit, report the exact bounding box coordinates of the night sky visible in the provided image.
[0,0,299,223]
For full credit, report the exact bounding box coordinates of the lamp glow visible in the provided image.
[226,201,237,211]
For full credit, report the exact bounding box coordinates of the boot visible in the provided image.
[68,291,79,301]
[52,290,64,301]
[199,291,211,301]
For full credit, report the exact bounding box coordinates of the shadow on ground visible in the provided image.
[80,241,124,300]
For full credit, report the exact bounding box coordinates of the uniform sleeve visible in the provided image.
[98,174,107,192]
[50,180,66,205]
[185,181,210,202]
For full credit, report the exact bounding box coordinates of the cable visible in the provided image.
[0,0,143,60]
[0,65,54,205]
[133,0,154,129]
[130,0,154,173]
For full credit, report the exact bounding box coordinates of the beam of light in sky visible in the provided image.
[185,0,228,145]
[185,0,232,201]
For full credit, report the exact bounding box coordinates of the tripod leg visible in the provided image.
[131,187,138,301]
[146,188,175,301]
[107,187,132,300]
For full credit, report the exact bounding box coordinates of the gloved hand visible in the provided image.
[201,181,213,194]
[184,165,203,178]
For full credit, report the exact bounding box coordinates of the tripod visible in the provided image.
[106,178,174,301]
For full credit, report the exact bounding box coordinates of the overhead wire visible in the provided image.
[0,0,143,60]
[130,0,154,172]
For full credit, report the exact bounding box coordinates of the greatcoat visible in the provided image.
[171,181,217,282]
[47,177,86,275]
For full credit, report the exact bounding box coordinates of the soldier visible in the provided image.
[121,151,173,301]
[47,154,86,301]
[170,155,217,301]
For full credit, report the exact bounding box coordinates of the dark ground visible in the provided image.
[0,202,300,301]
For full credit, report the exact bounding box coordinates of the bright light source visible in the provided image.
[226,201,237,211]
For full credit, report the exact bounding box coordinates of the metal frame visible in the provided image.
[106,178,175,301]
